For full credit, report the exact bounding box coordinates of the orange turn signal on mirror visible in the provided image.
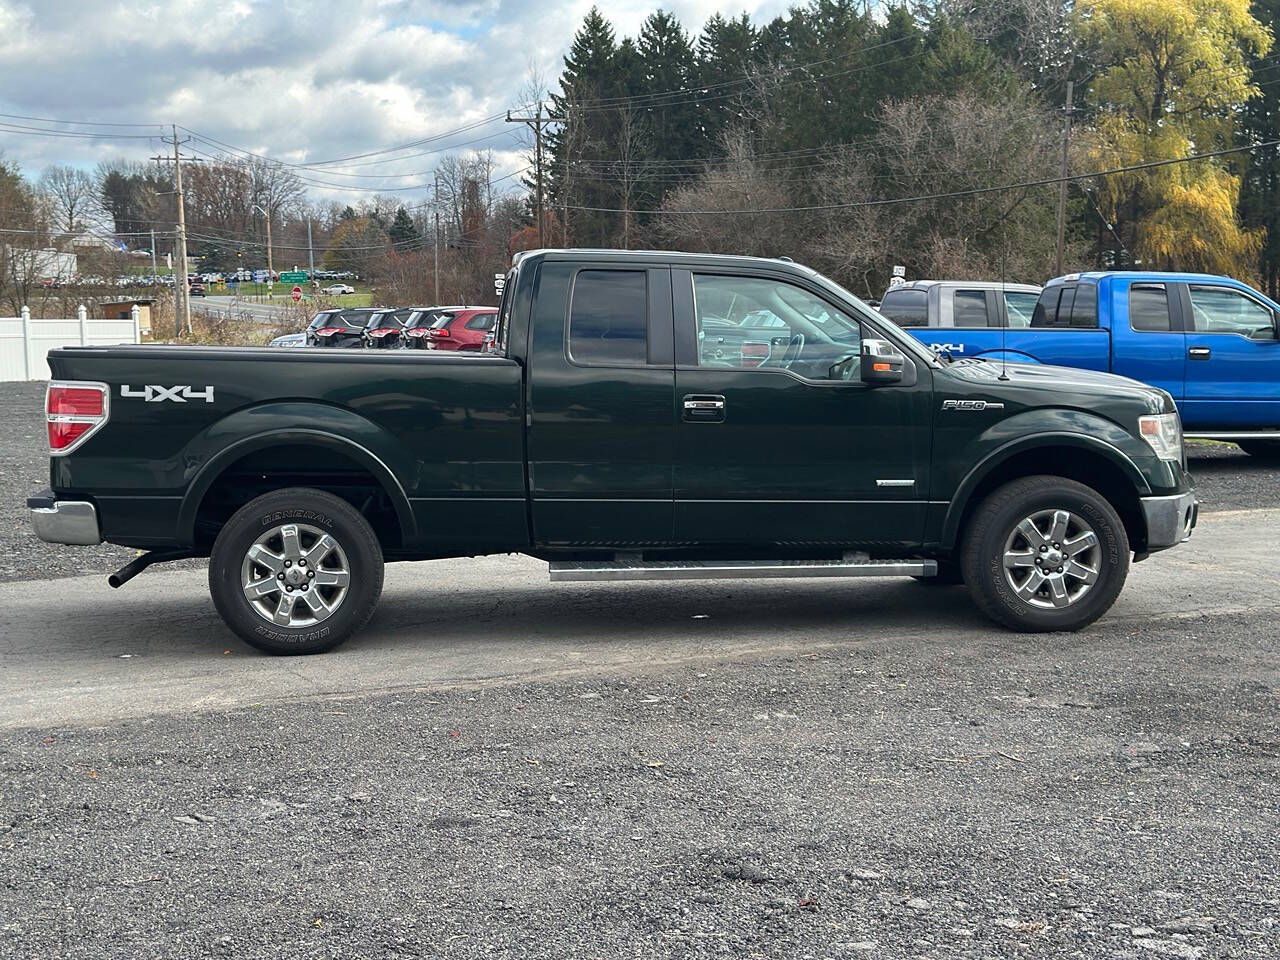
[873,362,891,372]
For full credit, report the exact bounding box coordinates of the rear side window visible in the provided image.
[569,270,648,365]
[465,313,496,331]
[879,289,928,326]
[952,290,990,327]
[1130,285,1172,331]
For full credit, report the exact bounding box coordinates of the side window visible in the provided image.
[568,269,648,365]
[1130,284,1172,332]
[879,289,928,327]
[952,290,990,327]
[692,274,862,379]
[1004,291,1039,328]
[465,313,495,330]
[1187,286,1276,339]
[1070,282,1098,328]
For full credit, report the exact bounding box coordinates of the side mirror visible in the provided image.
[860,338,906,385]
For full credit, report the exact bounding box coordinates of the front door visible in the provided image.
[526,261,676,546]
[1179,282,1280,429]
[672,268,933,551]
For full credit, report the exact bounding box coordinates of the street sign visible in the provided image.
[291,286,303,303]
[280,271,308,284]
[892,264,906,278]
[494,272,506,295]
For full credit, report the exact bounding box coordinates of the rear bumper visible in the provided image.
[1141,491,1198,551]
[27,490,102,546]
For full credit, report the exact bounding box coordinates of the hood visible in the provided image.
[942,358,1173,415]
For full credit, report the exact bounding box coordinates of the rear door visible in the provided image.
[1108,278,1186,400]
[672,268,932,551]
[526,261,676,545]
[1179,282,1280,427]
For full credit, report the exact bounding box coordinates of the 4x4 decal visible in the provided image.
[120,385,215,403]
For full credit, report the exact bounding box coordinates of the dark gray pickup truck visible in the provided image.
[30,250,1197,653]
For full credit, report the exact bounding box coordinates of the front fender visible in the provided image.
[176,401,417,546]
[938,409,1157,549]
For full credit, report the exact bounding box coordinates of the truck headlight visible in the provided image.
[1138,413,1183,462]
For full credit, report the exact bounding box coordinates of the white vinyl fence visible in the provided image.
[0,305,140,381]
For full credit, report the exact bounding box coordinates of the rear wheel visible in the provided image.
[1237,440,1280,461]
[961,476,1129,632]
[208,488,384,655]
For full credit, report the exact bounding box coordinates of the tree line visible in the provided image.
[542,0,1279,297]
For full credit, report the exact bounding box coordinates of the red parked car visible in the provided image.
[403,306,498,351]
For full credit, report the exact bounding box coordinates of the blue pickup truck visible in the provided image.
[894,272,1280,456]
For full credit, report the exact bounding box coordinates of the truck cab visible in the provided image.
[901,272,1280,455]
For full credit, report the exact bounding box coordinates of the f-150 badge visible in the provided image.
[941,399,1004,411]
[120,385,215,403]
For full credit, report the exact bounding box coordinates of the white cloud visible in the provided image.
[0,0,791,204]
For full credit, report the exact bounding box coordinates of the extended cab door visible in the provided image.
[672,268,932,551]
[1178,282,1280,428]
[525,261,676,545]
[1107,277,1186,401]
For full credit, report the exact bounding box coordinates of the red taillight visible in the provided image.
[47,381,108,454]
[406,328,428,337]
[367,327,397,337]
[429,327,449,338]
[314,327,343,336]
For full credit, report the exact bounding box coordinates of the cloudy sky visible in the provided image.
[0,0,789,207]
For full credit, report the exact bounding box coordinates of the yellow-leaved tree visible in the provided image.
[1078,0,1272,275]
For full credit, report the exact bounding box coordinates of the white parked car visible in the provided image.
[321,284,356,295]
[268,332,306,348]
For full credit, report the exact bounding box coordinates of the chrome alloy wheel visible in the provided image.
[240,523,350,627]
[1002,509,1100,609]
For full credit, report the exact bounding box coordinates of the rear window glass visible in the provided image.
[1032,285,1077,328]
[465,313,496,330]
[1070,283,1098,328]
[879,289,928,326]
[1004,291,1039,328]
[1130,285,1172,331]
[569,270,648,365]
[952,290,990,327]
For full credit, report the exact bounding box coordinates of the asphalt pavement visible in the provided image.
[2,378,1279,958]
[198,295,293,324]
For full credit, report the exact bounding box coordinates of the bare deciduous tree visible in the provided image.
[40,165,99,235]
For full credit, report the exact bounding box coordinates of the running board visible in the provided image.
[549,555,936,582]
[1187,431,1280,440]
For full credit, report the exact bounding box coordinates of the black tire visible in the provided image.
[961,475,1129,632]
[913,559,964,585]
[1237,440,1280,461]
[208,488,384,655]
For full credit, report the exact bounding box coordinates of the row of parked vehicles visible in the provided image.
[878,270,1280,458]
[269,305,498,351]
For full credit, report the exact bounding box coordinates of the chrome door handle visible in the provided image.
[1188,346,1211,359]
[682,394,726,422]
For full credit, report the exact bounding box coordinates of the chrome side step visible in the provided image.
[1187,431,1280,440]
[549,554,936,582]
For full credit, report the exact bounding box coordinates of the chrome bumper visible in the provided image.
[28,495,102,546]
[1141,491,1198,551]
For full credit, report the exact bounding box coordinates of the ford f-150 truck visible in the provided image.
[901,271,1280,457]
[29,250,1197,654]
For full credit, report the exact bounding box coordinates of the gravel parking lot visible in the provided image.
[2,377,1277,959]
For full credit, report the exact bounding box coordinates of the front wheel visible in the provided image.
[961,476,1129,632]
[209,488,384,655]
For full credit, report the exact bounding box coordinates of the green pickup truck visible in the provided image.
[30,250,1198,654]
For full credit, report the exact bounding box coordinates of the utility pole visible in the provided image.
[306,218,315,279]
[251,202,274,292]
[1055,80,1075,276]
[434,210,441,303]
[507,105,550,247]
[149,229,158,283]
[152,125,199,337]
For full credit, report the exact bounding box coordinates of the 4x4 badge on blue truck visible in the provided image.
[120,384,215,403]
[941,399,1004,411]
